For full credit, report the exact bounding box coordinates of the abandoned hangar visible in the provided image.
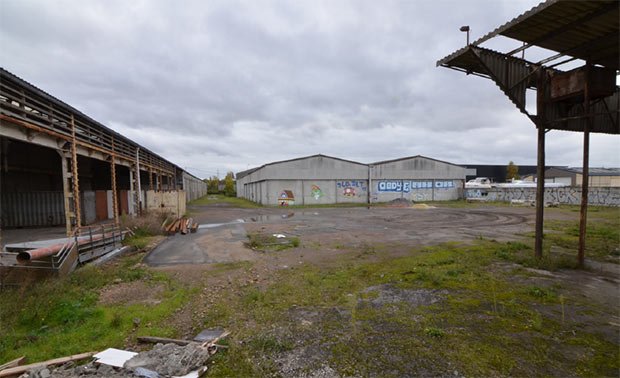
[236,154,468,205]
[0,68,207,235]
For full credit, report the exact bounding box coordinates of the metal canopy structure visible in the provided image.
[437,0,619,265]
[0,67,185,235]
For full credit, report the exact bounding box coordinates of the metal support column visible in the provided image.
[129,169,134,215]
[578,62,592,268]
[149,167,154,191]
[534,70,547,259]
[59,150,73,236]
[110,136,119,225]
[136,148,142,215]
[70,115,81,229]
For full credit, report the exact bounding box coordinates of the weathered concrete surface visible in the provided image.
[145,203,539,267]
[145,190,187,217]
[124,342,210,376]
[144,222,254,266]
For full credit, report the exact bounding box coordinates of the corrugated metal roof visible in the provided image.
[371,155,466,168]
[436,0,620,135]
[235,154,367,179]
[553,167,620,176]
[473,0,619,69]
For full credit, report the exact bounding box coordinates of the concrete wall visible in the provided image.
[371,156,467,180]
[370,157,466,203]
[241,155,368,183]
[182,172,208,202]
[372,179,462,202]
[465,187,620,206]
[145,190,187,216]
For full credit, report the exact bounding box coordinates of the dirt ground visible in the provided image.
[134,202,618,376]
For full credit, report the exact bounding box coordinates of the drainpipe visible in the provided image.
[368,164,373,204]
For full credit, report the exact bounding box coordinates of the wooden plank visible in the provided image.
[0,356,26,372]
[0,352,95,377]
[137,336,192,346]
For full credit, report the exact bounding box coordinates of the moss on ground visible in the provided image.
[204,241,619,377]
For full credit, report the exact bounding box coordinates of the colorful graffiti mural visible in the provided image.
[311,185,323,200]
[377,180,455,193]
[279,190,295,206]
[465,187,620,206]
[343,187,356,196]
[337,180,367,196]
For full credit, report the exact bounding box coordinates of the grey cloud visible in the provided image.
[1,0,618,178]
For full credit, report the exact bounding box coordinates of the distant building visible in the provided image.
[236,154,468,205]
[543,167,620,187]
[463,164,547,183]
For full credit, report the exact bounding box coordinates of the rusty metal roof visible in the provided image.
[476,0,619,69]
[437,0,619,135]
[438,0,619,71]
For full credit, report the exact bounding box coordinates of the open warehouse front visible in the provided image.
[1,137,141,228]
[0,68,206,242]
[236,154,468,205]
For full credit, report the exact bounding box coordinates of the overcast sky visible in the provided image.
[1,0,618,179]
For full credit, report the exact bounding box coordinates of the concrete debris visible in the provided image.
[360,284,448,308]
[15,339,222,378]
[124,343,211,376]
[193,328,226,343]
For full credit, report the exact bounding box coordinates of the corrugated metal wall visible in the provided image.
[1,191,65,227]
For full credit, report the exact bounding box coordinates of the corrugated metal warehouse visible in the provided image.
[236,155,369,205]
[371,156,467,202]
[236,154,468,205]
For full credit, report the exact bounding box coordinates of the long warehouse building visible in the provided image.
[236,154,469,205]
[0,68,207,235]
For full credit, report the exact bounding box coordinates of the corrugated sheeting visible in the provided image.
[1,191,65,227]
[476,48,531,113]
[182,172,208,202]
[544,91,619,134]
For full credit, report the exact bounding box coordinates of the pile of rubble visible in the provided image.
[1,331,228,378]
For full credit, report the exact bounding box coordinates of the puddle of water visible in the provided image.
[197,219,245,229]
[245,212,322,222]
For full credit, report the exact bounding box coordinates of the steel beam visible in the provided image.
[58,150,72,236]
[534,71,547,259]
[70,114,81,229]
[578,62,592,267]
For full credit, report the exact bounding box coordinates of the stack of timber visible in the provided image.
[163,217,198,235]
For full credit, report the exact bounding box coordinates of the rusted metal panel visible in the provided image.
[95,190,108,221]
[119,190,129,216]
[0,191,65,227]
[550,67,616,101]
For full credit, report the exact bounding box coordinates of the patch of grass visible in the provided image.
[0,256,191,363]
[201,240,619,377]
[245,232,300,251]
[541,216,620,262]
[189,194,261,208]
[424,327,445,338]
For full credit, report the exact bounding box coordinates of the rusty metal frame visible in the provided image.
[437,0,619,264]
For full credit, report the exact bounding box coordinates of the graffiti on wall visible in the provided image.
[311,185,323,200]
[464,187,620,206]
[337,181,367,196]
[279,190,295,206]
[377,180,455,193]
